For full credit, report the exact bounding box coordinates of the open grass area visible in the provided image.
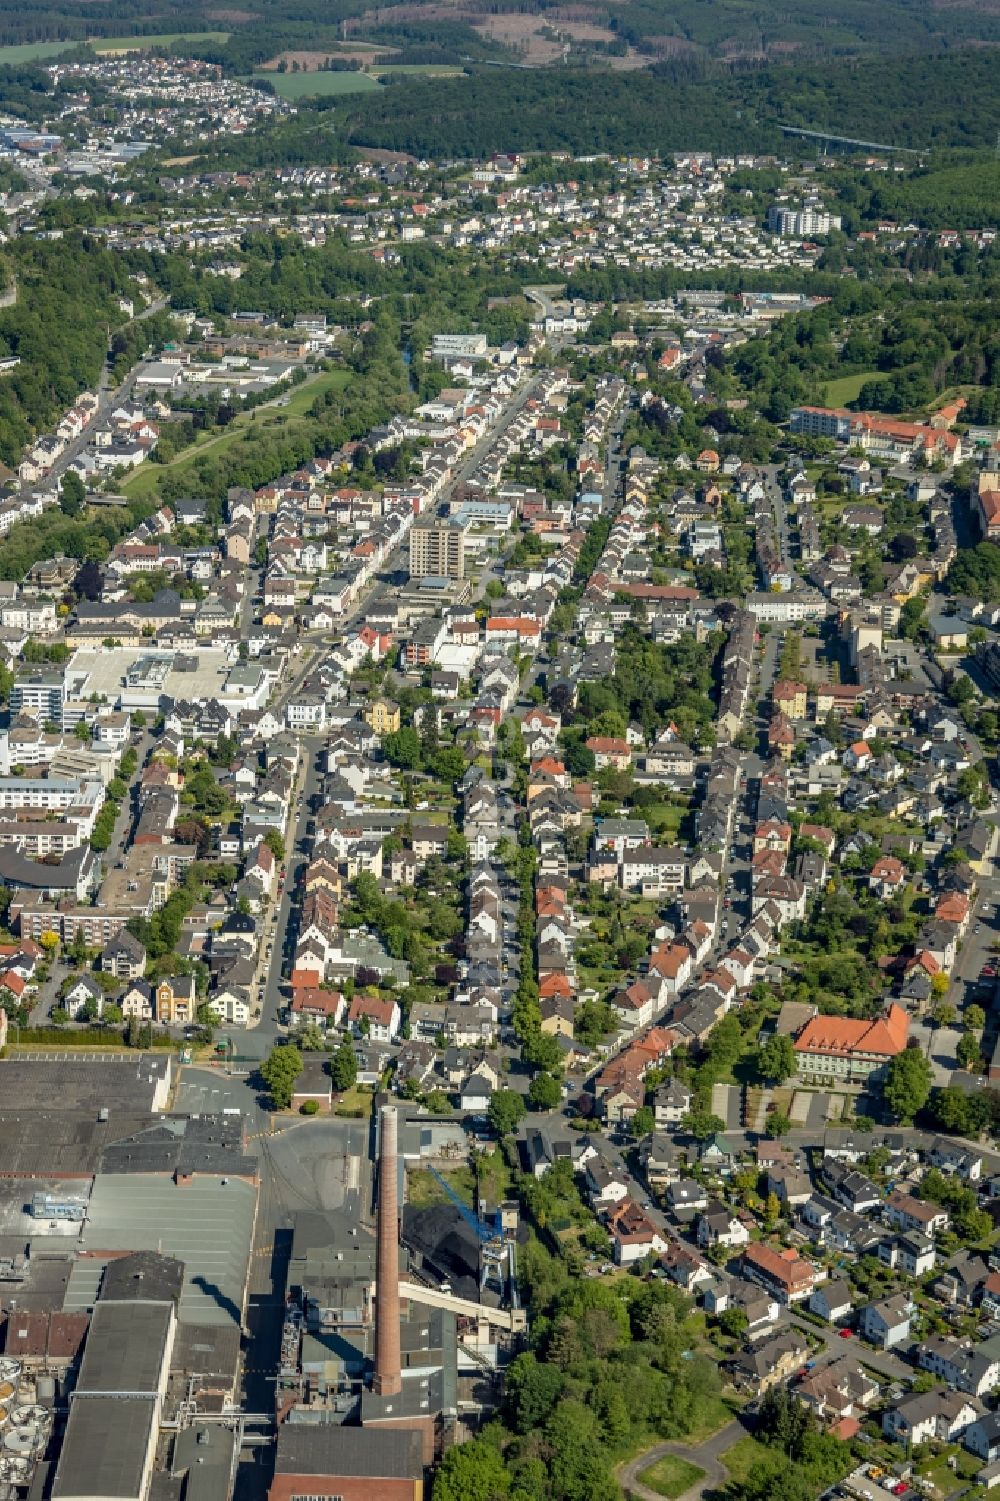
[915,1446,983,1497]
[824,370,889,406]
[255,70,382,99]
[638,1456,705,1499]
[333,1084,373,1119]
[90,32,230,53]
[721,1436,774,1485]
[121,368,351,500]
[685,1395,742,1444]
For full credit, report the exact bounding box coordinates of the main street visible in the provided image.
[213,366,558,1060]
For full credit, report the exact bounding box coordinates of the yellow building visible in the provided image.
[155,974,196,1025]
[365,697,401,736]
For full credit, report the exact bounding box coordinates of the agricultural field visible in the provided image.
[0,31,232,64]
[255,69,383,98]
[373,65,467,76]
[261,45,395,70]
[0,41,80,64]
[88,32,230,53]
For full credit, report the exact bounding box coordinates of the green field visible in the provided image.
[0,40,82,63]
[0,31,234,65]
[638,1457,705,1500]
[89,32,230,53]
[824,369,889,406]
[373,65,466,75]
[255,70,382,99]
[121,368,351,500]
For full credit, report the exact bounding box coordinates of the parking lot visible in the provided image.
[174,1067,265,1129]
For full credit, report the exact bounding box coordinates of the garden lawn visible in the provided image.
[638,1456,705,1499]
[333,1084,374,1119]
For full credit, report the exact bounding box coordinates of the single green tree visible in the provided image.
[60,470,85,517]
[682,1108,725,1141]
[957,1032,982,1071]
[884,1047,933,1123]
[757,1032,796,1084]
[527,1072,562,1111]
[488,1089,526,1137]
[260,1043,303,1109]
[330,1036,358,1092]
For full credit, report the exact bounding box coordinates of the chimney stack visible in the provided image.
[374,1104,402,1396]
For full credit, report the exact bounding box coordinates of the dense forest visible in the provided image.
[429,1221,855,1501]
[329,49,1000,158]
[712,271,1000,422]
[0,0,998,58]
[835,160,1000,233]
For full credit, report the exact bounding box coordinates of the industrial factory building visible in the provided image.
[270,1104,527,1496]
[50,1252,180,1501]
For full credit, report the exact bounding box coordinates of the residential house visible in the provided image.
[884,1189,950,1237]
[860,1294,912,1350]
[696,1200,750,1250]
[741,1242,823,1304]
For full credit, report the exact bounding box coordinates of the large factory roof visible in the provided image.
[70,1172,256,1328]
[76,1301,172,1397]
[274,1424,423,1481]
[51,1396,157,1501]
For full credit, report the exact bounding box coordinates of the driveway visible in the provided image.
[616,1417,746,1501]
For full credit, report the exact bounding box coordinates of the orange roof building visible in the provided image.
[936,891,971,926]
[793,1003,908,1083]
[742,1242,821,1302]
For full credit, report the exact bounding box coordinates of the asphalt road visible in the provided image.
[616,1417,747,1501]
[787,1311,911,1383]
[27,295,170,496]
[229,734,325,1058]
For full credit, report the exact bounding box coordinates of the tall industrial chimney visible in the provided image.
[374,1104,402,1396]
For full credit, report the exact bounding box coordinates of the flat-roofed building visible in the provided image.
[269,1426,423,1501]
[409,519,464,581]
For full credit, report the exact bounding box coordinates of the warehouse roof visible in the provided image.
[76,1301,172,1396]
[0,1054,171,1114]
[52,1396,157,1501]
[274,1425,422,1481]
[99,1118,257,1179]
[0,1111,152,1176]
[100,1250,184,1306]
[74,1172,256,1328]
